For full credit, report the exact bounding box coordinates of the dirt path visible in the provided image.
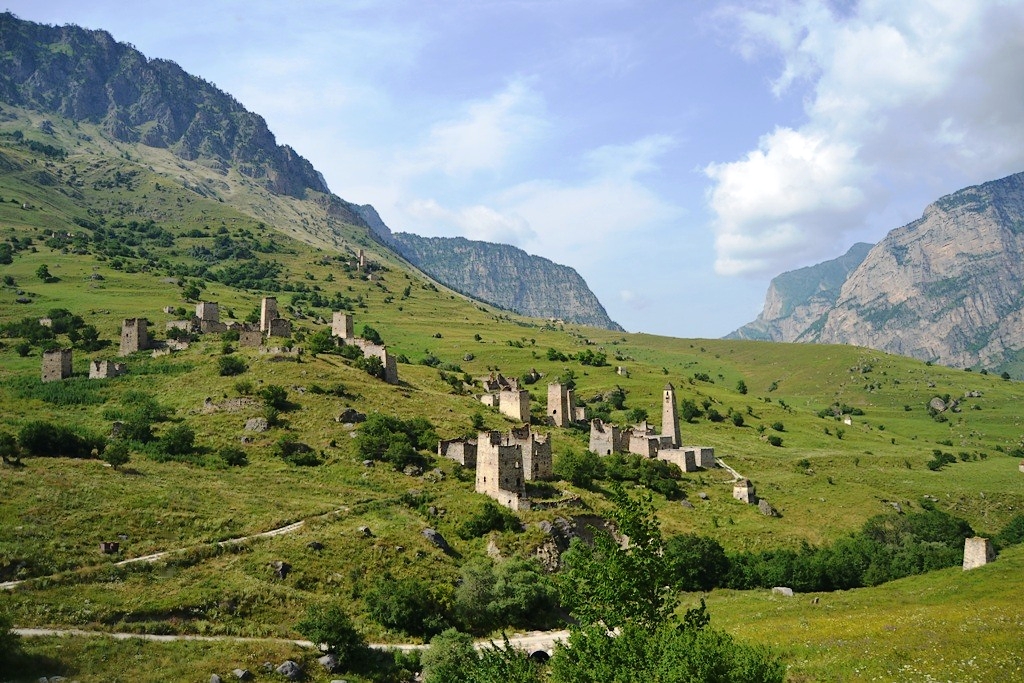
[12,626,571,654]
[1,511,341,591]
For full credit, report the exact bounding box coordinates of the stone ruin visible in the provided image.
[586,384,716,473]
[89,360,126,379]
[324,313,399,385]
[733,479,757,504]
[478,373,530,422]
[41,348,72,383]
[547,382,580,427]
[963,536,995,570]
[196,300,226,334]
[438,438,477,467]
[260,297,291,338]
[119,318,149,356]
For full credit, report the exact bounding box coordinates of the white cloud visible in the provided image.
[404,199,536,245]
[707,0,1024,276]
[407,80,548,177]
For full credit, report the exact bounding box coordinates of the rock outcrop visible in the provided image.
[732,172,1024,370]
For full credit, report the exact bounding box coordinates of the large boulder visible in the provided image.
[318,654,339,673]
[422,528,452,553]
[276,660,302,681]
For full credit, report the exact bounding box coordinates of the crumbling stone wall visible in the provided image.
[41,348,72,382]
[547,382,575,427]
[89,360,125,379]
[331,312,354,340]
[267,318,291,338]
[238,324,263,347]
[196,301,219,323]
[589,419,620,455]
[658,448,697,472]
[476,430,529,511]
[505,425,552,480]
[733,479,757,504]
[439,438,477,467]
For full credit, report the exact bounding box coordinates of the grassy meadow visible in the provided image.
[1,107,1023,680]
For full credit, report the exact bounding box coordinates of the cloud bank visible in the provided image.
[706,0,1024,276]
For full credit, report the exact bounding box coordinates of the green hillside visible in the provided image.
[1,107,1023,681]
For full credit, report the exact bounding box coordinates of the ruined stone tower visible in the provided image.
[963,537,995,570]
[475,431,528,511]
[662,383,680,448]
[41,348,72,382]
[547,382,575,427]
[259,297,278,333]
[119,318,149,356]
[499,388,531,423]
[331,312,354,340]
[589,419,621,455]
[195,301,219,323]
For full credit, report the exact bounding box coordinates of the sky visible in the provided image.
[6,1,1024,338]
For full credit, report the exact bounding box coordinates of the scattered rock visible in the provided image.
[772,586,794,597]
[270,561,291,580]
[362,459,374,467]
[358,526,373,537]
[680,500,695,509]
[210,676,222,683]
[889,501,903,514]
[259,662,274,674]
[758,499,779,517]
[232,669,252,680]
[318,654,339,672]
[697,492,709,500]
[240,436,254,444]
[423,468,445,483]
[244,417,268,433]
[486,539,502,559]
[276,660,302,681]
[336,408,366,424]
[422,528,451,553]
[811,597,820,605]
[307,541,324,551]
[929,396,946,412]
[403,464,423,477]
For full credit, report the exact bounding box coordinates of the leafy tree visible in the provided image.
[665,533,730,591]
[296,603,367,670]
[361,325,383,345]
[258,384,289,410]
[0,611,20,669]
[626,407,648,423]
[35,264,51,281]
[14,341,30,357]
[160,424,195,456]
[307,328,337,355]
[102,440,131,470]
[0,432,21,465]
[219,447,248,467]
[680,398,701,423]
[422,629,478,683]
[736,379,748,394]
[457,501,522,539]
[365,575,448,637]
[559,485,673,630]
[471,411,486,431]
[553,449,604,489]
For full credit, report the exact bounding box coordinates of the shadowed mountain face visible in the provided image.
[0,11,327,198]
[387,232,624,331]
[731,172,1024,370]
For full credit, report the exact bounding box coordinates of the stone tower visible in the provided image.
[260,297,278,333]
[662,383,680,448]
[475,431,527,511]
[331,312,354,340]
[41,348,72,383]
[963,537,995,570]
[195,301,219,322]
[547,383,572,427]
[499,388,531,423]
[119,318,149,356]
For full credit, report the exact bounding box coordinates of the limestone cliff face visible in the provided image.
[734,172,1024,368]
[728,243,872,341]
[817,173,1024,367]
[390,233,624,331]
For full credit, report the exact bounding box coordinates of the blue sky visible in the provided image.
[8,1,1024,337]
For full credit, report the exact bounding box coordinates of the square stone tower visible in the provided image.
[547,382,575,427]
[475,431,527,510]
[499,389,531,423]
[41,348,72,382]
[589,419,620,456]
[332,312,354,340]
[260,297,278,333]
[963,537,995,570]
[119,318,149,356]
[662,383,680,448]
[195,301,219,322]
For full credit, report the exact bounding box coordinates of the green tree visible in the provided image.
[664,533,730,592]
[680,398,701,423]
[160,424,195,456]
[422,629,478,683]
[361,325,383,345]
[0,432,21,465]
[553,449,604,489]
[35,264,51,281]
[258,384,289,410]
[218,355,247,376]
[296,603,367,670]
[736,379,748,395]
[102,440,130,470]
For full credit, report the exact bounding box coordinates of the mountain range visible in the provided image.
[731,172,1024,372]
[0,11,619,331]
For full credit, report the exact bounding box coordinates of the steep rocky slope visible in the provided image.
[734,172,1024,369]
[388,232,624,331]
[728,243,872,341]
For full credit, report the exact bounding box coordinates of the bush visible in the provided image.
[356,413,436,470]
[160,424,196,456]
[272,435,321,466]
[553,449,604,488]
[665,534,729,592]
[218,355,247,376]
[102,440,131,470]
[296,603,366,668]
[767,435,783,447]
[457,501,522,539]
[422,629,477,683]
[257,384,289,410]
[365,576,448,637]
[18,420,104,459]
[220,447,248,467]
[771,421,785,432]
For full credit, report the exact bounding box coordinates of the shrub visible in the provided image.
[366,576,448,637]
[160,424,196,456]
[296,603,366,668]
[664,533,730,592]
[554,450,604,488]
[220,447,248,467]
[18,420,104,459]
[102,440,131,470]
[767,435,783,447]
[258,384,289,410]
[731,412,745,427]
[771,421,785,432]
[422,629,477,683]
[457,501,521,540]
[218,355,247,376]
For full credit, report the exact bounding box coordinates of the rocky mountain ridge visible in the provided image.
[0,12,619,330]
[733,172,1024,370]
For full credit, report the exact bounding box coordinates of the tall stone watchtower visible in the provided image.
[260,297,278,333]
[662,383,680,448]
[331,312,354,340]
[475,431,527,511]
[963,537,995,570]
[195,301,219,322]
[41,348,72,383]
[547,382,574,427]
[119,318,149,356]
